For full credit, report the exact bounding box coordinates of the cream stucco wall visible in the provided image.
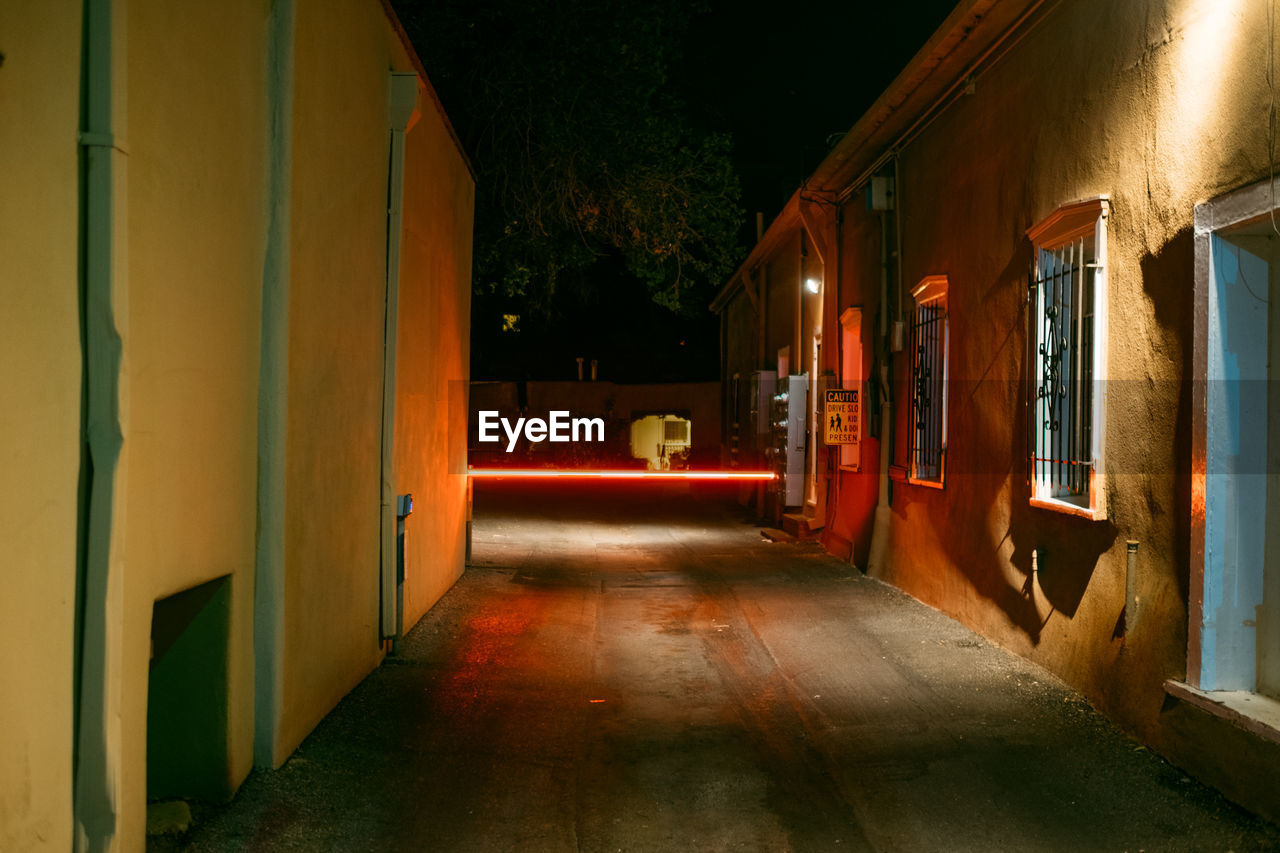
[396,93,475,629]
[114,1,269,847]
[0,3,83,849]
[276,0,392,760]
[2,0,473,848]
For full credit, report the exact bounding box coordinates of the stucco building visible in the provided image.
[713,0,1280,821]
[0,0,474,849]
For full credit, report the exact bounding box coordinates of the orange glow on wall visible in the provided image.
[467,468,776,481]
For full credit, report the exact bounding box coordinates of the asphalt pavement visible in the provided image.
[177,481,1280,852]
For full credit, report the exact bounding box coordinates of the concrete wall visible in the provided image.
[0,2,83,848]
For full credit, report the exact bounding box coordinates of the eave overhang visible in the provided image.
[711,0,1047,313]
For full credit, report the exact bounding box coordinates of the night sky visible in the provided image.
[469,0,958,383]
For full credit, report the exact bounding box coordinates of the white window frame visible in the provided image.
[908,276,948,488]
[1187,175,1280,697]
[1026,196,1109,520]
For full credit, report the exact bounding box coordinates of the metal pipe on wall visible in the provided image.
[381,72,422,647]
[866,205,894,576]
[75,0,127,844]
[254,0,296,769]
[1126,540,1140,633]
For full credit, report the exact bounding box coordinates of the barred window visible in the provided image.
[909,276,948,486]
[1026,197,1109,518]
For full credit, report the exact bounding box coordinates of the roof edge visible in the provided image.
[379,0,476,180]
[809,0,1046,193]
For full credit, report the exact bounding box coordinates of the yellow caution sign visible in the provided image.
[823,389,859,445]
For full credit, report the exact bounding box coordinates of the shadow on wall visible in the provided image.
[894,246,1118,646]
[1140,225,1194,606]
[1004,228,1118,636]
[994,227,1196,641]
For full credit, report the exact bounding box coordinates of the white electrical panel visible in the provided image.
[771,374,807,507]
[750,370,777,437]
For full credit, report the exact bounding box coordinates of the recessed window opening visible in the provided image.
[1196,194,1280,697]
[1026,197,1109,518]
[909,277,948,487]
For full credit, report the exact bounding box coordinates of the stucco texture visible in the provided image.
[278,0,393,761]
[0,2,82,849]
[116,0,269,845]
[395,96,475,630]
[830,210,884,564]
[873,0,1269,746]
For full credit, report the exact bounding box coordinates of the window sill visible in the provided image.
[838,464,861,473]
[1164,680,1280,747]
[1029,495,1105,521]
[907,476,944,490]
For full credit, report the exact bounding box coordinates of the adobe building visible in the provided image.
[0,0,473,849]
[714,0,1280,821]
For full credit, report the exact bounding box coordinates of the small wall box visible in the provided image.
[866,176,895,211]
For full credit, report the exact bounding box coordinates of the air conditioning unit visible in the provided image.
[662,418,691,447]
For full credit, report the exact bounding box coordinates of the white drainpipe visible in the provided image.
[381,72,421,644]
[75,0,128,846]
[253,0,295,768]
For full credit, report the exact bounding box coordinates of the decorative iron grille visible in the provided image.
[910,299,947,482]
[1028,239,1096,501]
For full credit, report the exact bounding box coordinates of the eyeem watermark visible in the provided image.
[478,410,605,452]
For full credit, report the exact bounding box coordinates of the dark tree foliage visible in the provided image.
[392,0,742,313]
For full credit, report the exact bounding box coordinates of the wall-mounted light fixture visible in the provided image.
[805,277,821,294]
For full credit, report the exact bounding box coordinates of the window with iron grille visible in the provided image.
[909,276,948,486]
[1026,197,1109,517]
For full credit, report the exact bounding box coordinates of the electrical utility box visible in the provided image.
[866,176,895,211]
[750,370,777,438]
[771,374,807,507]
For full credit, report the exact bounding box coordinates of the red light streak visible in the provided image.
[467,468,776,481]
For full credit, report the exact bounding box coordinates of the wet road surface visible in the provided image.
[181,482,1280,851]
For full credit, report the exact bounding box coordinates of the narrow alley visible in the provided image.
[179,483,1280,852]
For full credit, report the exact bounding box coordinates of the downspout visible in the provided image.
[796,236,805,374]
[75,0,127,846]
[867,153,905,577]
[866,203,894,576]
[757,266,768,515]
[254,0,294,768]
[894,155,906,340]
[381,72,421,649]
[828,206,843,535]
